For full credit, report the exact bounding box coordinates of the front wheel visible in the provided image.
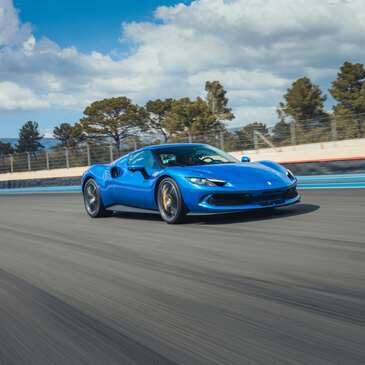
[83,179,111,218]
[157,178,186,224]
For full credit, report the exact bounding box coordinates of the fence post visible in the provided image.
[65,148,70,169]
[86,144,91,166]
[45,150,50,170]
[253,130,259,150]
[219,131,224,150]
[355,117,361,139]
[109,144,114,162]
[331,117,337,142]
[27,152,31,171]
[188,134,192,143]
[133,141,138,151]
[10,155,14,173]
[290,122,296,146]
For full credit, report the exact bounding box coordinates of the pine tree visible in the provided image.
[80,97,147,151]
[330,61,365,138]
[145,99,173,142]
[0,141,14,156]
[163,97,223,140]
[53,122,85,147]
[272,119,290,145]
[16,121,44,153]
[278,77,328,126]
[235,122,269,149]
[205,81,235,121]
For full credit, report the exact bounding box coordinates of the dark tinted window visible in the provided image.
[154,145,238,167]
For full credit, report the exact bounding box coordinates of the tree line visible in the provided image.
[1,60,364,157]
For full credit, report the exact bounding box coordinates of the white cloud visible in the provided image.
[187,70,288,91]
[0,81,49,110]
[22,35,36,54]
[1,0,365,127]
[0,0,31,46]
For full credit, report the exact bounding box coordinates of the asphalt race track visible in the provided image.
[0,189,364,365]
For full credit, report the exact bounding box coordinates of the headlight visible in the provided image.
[286,169,296,181]
[186,177,227,186]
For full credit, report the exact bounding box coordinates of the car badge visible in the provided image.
[267,181,272,186]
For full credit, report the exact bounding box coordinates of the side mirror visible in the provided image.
[241,156,250,163]
[128,164,149,178]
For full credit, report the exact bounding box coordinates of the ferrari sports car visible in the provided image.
[82,143,300,224]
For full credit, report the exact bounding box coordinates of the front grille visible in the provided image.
[208,187,298,207]
[208,193,252,206]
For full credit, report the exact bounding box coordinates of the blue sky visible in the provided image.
[0,0,364,137]
[14,0,191,54]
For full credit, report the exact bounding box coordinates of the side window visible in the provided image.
[159,153,177,166]
[128,151,145,166]
[144,150,159,170]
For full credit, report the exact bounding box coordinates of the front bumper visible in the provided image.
[182,184,300,213]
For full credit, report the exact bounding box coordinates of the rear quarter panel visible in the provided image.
[82,164,115,207]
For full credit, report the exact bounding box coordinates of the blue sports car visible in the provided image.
[82,143,300,224]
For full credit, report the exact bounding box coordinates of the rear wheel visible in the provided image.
[83,179,111,218]
[157,178,186,224]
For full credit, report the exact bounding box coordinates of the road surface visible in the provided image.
[0,189,364,364]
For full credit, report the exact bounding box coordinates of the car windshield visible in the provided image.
[154,145,238,167]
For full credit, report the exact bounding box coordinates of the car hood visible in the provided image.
[173,163,292,190]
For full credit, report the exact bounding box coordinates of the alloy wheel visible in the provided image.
[84,180,99,216]
[160,181,178,220]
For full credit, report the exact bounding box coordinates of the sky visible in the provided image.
[1,0,364,137]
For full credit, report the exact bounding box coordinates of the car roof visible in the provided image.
[117,143,207,163]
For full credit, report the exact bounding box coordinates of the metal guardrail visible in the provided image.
[0,115,364,174]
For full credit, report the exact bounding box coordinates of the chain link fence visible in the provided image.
[1,115,364,174]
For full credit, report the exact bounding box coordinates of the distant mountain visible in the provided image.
[0,138,59,150]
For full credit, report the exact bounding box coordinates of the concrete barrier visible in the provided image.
[230,137,365,163]
[0,166,87,182]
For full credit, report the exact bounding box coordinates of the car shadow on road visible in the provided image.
[110,203,320,225]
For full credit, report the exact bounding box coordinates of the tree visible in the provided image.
[330,61,365,112]
[0,141,14,156]
[80,97,147,151]
[278,77,328,126]
[16,121,44,153]
[163,97,223,140]
[145,99,173,142]
[272,119,290,145]
[53,122,85,147]
[330,61,365,137]
[330,105,359,140]
[205,81,235,121]
[235,122,269,149]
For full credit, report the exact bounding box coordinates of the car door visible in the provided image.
[110,150,158,209]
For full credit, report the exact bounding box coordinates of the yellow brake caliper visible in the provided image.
[162,186,170,210]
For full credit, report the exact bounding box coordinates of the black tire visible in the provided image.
[83,179,111,218]
[157,178,186,224]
